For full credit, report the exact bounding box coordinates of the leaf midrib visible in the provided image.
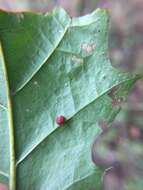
[0,44,16,190]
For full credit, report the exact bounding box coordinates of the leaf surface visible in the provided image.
[0,8,139,190]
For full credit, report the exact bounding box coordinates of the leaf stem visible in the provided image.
[0,44,16,190]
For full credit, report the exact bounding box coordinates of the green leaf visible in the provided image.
[0,7,140,190]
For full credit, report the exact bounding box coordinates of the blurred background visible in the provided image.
[0,0,143,189]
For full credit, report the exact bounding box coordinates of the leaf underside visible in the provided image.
[0,7,138,190]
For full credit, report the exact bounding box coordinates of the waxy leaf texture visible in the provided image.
[0,8,139,190]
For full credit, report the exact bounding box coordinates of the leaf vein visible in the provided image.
[13,21,71,95]
[16,77,137,165]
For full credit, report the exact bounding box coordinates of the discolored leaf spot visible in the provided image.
[72,55,84,64]
[33,81,38,86]
[108,86,125,107]
[111,98,123,107]
[81,43,96,55]
[107,86,120,98]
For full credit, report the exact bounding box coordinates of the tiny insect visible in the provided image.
[56,115,66,126]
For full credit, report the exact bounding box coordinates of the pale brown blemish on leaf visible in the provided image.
[72,56,84,64]
[111,98,123,107]
[33,81,38,85]
[108,87,124,107]
[107,86,119,99]
[81,43,96,55]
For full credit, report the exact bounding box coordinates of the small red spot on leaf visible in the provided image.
[56,115,66,125]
